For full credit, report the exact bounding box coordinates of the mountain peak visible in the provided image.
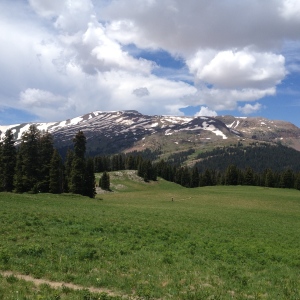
[1,111,300,154]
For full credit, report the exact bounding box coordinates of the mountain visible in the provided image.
[1,110,300,158]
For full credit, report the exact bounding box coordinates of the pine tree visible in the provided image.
[190,166,199,188]
[244,167,254,186]
[225,164,238,185]
[70,131,86,195]
[14,150,26,193]
[49,149,63,194]
[180,166,191,188]
[1,129,16,191]
[38,132,54,192]
[264,169,274,187]
[15,125,40,192]
[83,158,96,198]
[99,171,110,191]
[202,169,213,186]
[70,156,86,194]
[73,130,86,159]
[64,149,74,192]
[295,173,300,190]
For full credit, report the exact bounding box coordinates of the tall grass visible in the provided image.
[0,173,299,299]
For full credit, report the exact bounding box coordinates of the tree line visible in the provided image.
[93,152,300,191]
[0,126,95,198]
[195,142,300,173]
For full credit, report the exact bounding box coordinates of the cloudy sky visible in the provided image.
[1,0,300,126]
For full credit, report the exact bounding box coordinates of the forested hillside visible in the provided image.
[0,127,95,198]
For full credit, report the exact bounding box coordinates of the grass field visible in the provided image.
[0,171,300,299]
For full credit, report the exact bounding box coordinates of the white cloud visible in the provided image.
[100,0,300,52]
[187,49,286,89]
[279,0,300,20]
[195,107,217,117]
[183,87,275,111]
[238,103,263,114]
[1,0,300,123]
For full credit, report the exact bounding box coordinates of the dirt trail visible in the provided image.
[0,271,130,298]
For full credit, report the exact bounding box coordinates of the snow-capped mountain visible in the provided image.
[1,110,300,155]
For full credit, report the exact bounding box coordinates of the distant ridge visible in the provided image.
[1,110,300,156]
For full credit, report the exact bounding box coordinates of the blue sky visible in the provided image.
[0,0,300,127]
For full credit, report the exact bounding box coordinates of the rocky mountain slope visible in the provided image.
[1,110,300,156]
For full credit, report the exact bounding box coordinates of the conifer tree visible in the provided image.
[264,169,274,187]
[38,132,54,192]
[14,150,25,193]
[70,131,86,195]
[190,166,199,188]
[295,173,300,190]
[1,129,16,191]
[83,158,96,198]
[49,149,63,194]
[15,125,40,192]
[244,167,254,186]
[180,166,191,187]
[225,164,238,185]
[99,171,110,191]
[64,149,74,192]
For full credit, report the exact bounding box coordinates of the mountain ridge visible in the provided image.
[1,110,300,155]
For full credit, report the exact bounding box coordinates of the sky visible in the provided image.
[1,0,300,127]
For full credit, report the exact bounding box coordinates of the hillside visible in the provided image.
[1,110,300,159]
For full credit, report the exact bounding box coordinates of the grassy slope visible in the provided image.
[0,173,300,299]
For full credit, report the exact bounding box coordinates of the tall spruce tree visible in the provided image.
[84,158,96,198]
[99,171,110,191]
[49,149,63,194]
[225,164,238,185]
[38,132,54,192]
[64,149,74,192]
[15,125,40,192]
[1,130,16,191]
[70,131,86,195]
[190,166,200,188]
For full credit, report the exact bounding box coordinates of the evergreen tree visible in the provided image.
[202,169,213,186]
[244,167,254,186]
[125,155,135,170]
[70,156,86,194]
[225,164,238,185]
[99,171,110,191]
[64,149,74,192]
[190,166,199,188]
[73,130,86,159]
[180,166,191,188]
[49,149,63,194]
[84,158,96,198]
[265,169,274,187]
[70,131,86,195]
[1,129,16,191]
[295,173,300,190]
[14,150,25,193]
[38,132,54,192]
[15,125,40,192]
[280,169,294,188]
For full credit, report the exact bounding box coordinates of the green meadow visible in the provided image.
[0,171,299,299]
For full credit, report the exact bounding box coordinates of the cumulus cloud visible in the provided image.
[187,49,286,89]
[238,103,263,114]
[195,107,217,117]
[1,0,300,123]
